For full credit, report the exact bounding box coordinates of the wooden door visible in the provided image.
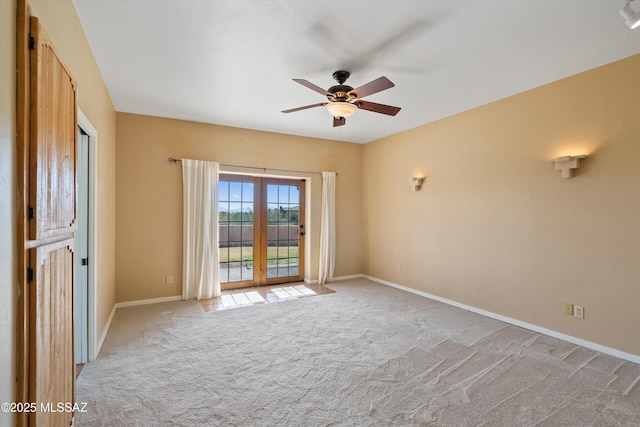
[218,175,305,290]
[17,4,78,426]
[261,178,305,285]
[218,175,260,289]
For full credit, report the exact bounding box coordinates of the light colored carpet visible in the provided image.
[76,279,640,426]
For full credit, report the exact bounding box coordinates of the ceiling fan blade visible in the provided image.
[357,100,401,116]
[281,102,326,113]
[350,76,394,99]
[293,79,330,96]
[333,116,346,127]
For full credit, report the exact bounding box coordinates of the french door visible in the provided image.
[218,175,305,290]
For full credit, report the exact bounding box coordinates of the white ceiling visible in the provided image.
[72,0,640,144]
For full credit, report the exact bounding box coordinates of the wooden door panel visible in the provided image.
[261,178,305,285]
[29,16,77,240]
[29,239,75,427]
[218,175,260,290]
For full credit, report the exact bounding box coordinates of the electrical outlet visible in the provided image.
[574,305,584,319]
[166,275,173,284]
[396,265,401,273]
[564,302,574,316]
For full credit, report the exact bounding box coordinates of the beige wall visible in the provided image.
[363,54,640,356]
[25,0,117,353]
[0,1,17,424]
[115,113,362,302]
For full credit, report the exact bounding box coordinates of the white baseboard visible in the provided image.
[332,274,365,282]
[94,304,116,359]
[115,295,183,309]
[306,274,364,285]
[364,275,640,365]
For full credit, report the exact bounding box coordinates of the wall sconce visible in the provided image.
[409,177,425,191]
[552,155,587,179]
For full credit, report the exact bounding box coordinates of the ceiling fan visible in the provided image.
[282,70,401,127]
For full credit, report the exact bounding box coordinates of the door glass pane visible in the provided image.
[266,183,300,279]
[219,179,254,284]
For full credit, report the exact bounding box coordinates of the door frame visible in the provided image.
[77,109,98,361]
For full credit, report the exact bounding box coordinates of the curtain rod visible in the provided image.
[168,157,336,176]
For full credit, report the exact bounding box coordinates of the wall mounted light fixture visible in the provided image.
[553,155,587,179]
[409,176,425,191]
[620,0,640,29]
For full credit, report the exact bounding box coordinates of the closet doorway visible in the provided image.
[218,175,305,290]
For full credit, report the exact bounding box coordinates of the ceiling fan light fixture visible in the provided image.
[326,101,357,119]
[620,0,640,29]
[285,71,400,127]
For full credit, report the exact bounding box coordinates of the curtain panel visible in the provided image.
[182,159,220,300]
[318,171,336,284]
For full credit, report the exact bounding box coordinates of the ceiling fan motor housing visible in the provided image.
[332,70,351,84]
[327,85,356,102]
[328,70,357,102]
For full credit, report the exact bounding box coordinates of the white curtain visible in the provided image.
[182,159,220,300]
[318,171,336,284]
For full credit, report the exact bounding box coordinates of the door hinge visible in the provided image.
[27,268,34,282]
[81,258,88,266]
[28,35,35,50]
[27,205,34,220]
